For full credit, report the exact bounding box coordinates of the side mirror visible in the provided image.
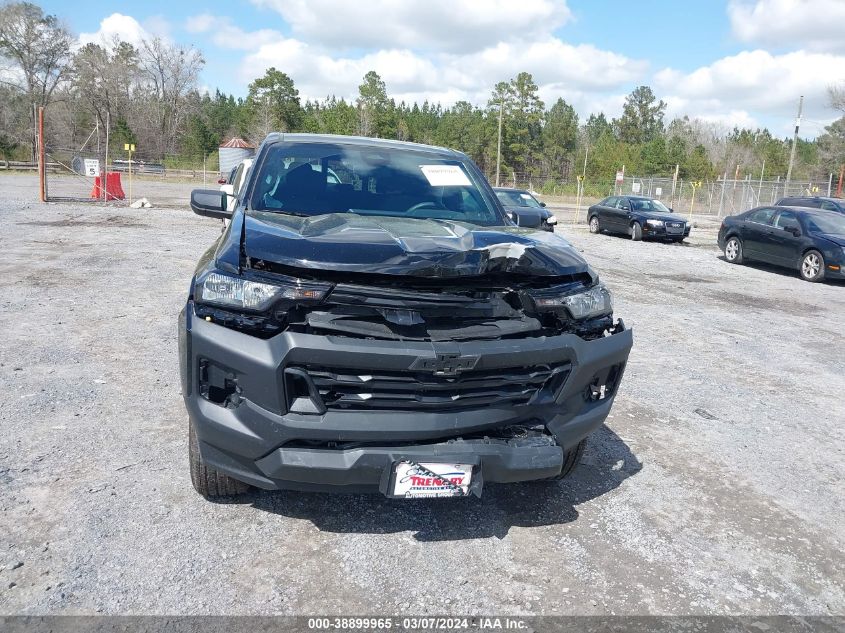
[669,208,675,213]
[540,201,547,207]
[509,211,518,224]
[191,189,231,220]
[789,226,801,237]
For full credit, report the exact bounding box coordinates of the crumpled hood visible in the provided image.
[243,211,590,278]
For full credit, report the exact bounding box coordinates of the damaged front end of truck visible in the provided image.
[180,134,632,499]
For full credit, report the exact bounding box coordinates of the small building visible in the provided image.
[218,138,256,174]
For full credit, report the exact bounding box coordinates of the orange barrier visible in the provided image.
[90,172,126,200]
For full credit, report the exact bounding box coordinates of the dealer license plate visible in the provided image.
[391,462,473,498]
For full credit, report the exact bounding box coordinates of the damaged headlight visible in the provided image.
[532,283,613,320]
[196,271,330,310]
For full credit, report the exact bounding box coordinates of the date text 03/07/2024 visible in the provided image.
[306,617,529,630]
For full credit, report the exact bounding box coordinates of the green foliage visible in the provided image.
[110,118,137,154]
[614,86,666,145]
[246,67,302,133]
[816,116,845,174]
[356,71,389,137]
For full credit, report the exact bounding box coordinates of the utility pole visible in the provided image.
[784,95,803,199]
[495,94,504,187]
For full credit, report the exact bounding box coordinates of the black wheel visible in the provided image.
[631,222,643,241]
[800,249,825,282]
[588,215,601,234]
[543,439,587,481]
[672,237,685,244]
[724,236,743,264]
[189,421,251,497]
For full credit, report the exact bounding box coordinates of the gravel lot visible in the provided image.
[0,173,843,616]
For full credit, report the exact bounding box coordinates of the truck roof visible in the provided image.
[261,133,464,158]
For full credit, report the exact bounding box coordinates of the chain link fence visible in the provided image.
[494,170,842,218]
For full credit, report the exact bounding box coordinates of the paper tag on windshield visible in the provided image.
[420,165,471,187]
[520,193,532,199]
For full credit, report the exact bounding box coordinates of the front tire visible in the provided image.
[589,215,601,234]
[543,439,587,481]
[189,421,251,497]
[631,222,643,241]
[800,250,825,282]
[724,236,743,264]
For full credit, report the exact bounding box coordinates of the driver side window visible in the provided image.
[747,208,776,225]
[616,198,630,210]
[775,210,800,231]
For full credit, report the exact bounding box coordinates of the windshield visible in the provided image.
[631,198,671,213]
[805,212,845,235]
[495,190,542,208]
[249,142,503,226]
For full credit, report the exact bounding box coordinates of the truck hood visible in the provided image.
[243,211,590,278]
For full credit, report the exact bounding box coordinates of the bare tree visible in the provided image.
[72,39,140,142]
[0,1,73,159]
[828,84,845,114]
[138,37,204,156]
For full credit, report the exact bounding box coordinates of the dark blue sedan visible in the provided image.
[493,187,557,232]
[718,206,845,282]
[587,195,691,242]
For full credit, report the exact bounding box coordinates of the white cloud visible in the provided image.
[250,0,572,53]
[79,13,151,47]
[656,49,845,135]
[239,36,647,112]
[185,14,282,51]
[728,0,845,52]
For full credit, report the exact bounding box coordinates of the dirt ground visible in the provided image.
[0,173,843,616]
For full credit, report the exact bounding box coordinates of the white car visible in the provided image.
[219,158,254,212]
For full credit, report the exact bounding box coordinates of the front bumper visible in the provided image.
[179,304,633,495]
[643,222,690,239]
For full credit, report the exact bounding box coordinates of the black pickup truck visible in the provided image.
[180,133,633,499]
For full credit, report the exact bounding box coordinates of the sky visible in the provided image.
[40,0,845,138]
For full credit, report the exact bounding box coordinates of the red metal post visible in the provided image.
[38,107,46,202]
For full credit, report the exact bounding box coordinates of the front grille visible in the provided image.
[293,362,571,412]
[666,222,685,234]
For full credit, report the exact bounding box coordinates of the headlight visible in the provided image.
[545,215,558,225]
[646,219,664,227]
[196,271,330,310]
[532,283,613,320]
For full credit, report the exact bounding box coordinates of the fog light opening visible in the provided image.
[283,367,326,415]
[584,363,623,403]
[198,358,241,407]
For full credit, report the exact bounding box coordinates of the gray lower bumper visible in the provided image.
[180,304,633,494]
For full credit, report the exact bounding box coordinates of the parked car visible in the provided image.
[493,187,557,231]
[775,196,845,214]
[718,206,845,282]
[182,133,633,499]
[588,195,690,242]
[219,158,254,212]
